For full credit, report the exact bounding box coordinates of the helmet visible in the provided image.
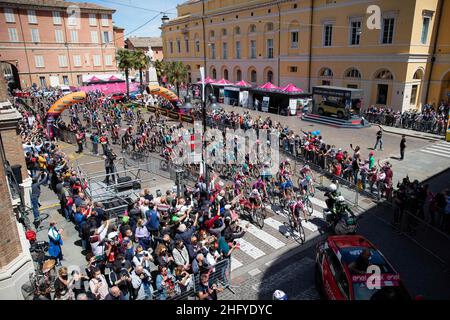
[273,290,288,300]
[329,184,337,192]
[251,189,259,195]
[337,195,345,203]
[304,165,310,170]
[306,176,311,182]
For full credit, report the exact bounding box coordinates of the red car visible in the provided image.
[315,235,412,300]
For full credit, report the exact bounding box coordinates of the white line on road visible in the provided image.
[425,146,450,153]
[420,150,450,158]
[310,197,327,208]
[246,224,286,249]
[302,220,319,232]
[236,238,266,260]
[231,257,243,271]
[248,268,262,276]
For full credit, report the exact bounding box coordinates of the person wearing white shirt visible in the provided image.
[90,219,109,257]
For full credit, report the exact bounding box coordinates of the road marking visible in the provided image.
[231,257,243,271]
[248,268,261,276]
[420,149,450,158]
[302,220,319,232]
[310,197,327,208]
[39,203,59,211]
[235,238,266,260]
[424,146,450,153]
[246,224,286,249]
[311,209,324,219]
[264,217,284,231]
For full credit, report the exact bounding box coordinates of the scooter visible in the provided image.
[323,207,359,235]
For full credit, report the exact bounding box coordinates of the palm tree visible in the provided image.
[116,49,135,97]
[133,50,150,91]
[152,60,167,85]
[165,61,188,98]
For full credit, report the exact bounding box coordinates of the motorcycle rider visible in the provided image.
[333,196,357,235]
[324,183,340,213]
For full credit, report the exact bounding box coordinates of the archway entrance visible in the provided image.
[1,61,21,91]
[440,71,450,104]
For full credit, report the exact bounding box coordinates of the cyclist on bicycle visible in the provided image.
[289,193,308,222]
[252,178,268,199]
[249,189,262,211]
[299,175,314,195]
[299,164,314,180]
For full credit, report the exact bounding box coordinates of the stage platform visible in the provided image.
[301,113,371,129]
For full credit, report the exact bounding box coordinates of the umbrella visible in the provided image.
[108,75,121,81]
[281,83,303,93]
[258,82,279,90]
[234,80,251,87]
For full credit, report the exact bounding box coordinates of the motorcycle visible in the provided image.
[323,206,359,235]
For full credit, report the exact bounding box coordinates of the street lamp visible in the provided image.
[161,15,170,25]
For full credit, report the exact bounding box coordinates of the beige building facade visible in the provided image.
[161,0,450,112]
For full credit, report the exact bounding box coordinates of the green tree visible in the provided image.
[116,49,135,97]
[165,61,188,98]
[133,50,150,91]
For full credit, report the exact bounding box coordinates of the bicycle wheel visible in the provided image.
[295,220,306,244]
[305,198,314,215]
[255,207,265,229]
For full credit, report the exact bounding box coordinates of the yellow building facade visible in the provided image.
[161,0,450,112]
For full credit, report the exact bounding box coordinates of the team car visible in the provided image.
[315,235,412,300]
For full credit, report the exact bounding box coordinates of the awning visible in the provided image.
[212,78,232,85]
[234,80,252,87]
[197,77,215,84]
[258,82,279,90]
[281,83,303,93]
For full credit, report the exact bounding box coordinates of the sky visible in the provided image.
[81,0,186,37]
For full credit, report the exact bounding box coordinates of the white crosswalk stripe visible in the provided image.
[230,194,329,271]
[246,224,286,249]
[310,197,327,208]
[231,257,243,271]
[235,238,266,259]
[420,142,450,158]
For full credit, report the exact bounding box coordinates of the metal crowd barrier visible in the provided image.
[152,257,232,300]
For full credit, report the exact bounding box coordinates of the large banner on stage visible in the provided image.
[47,91,86,117]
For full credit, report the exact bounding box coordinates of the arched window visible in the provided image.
[251,70,257,82]
[211,68,217,79]
[236,69,242,81]
[345,68,361,79]
[319,67,333,77]
[413,69,423,79]
[235,26,240,35]
[374,69,393,80]
[209,30,215,39]
[265,22,274,32]
[249,24,256,33]
[222,28,227,36]
[267,70,273,83]
[224,69,229,80]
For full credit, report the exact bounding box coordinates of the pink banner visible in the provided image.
[78,82,139,94]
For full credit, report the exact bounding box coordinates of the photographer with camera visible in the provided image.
[130,265,153,300]
[108,260,132,300]
[103,145,117,185]
[132,245,153,272]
